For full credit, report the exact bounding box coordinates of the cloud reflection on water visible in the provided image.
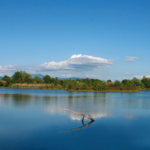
[0,91,150,121]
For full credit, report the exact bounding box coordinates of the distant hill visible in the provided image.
[0,74,82,80]
[57,77,82,80]
[31,74,44,78]
[31,74,82,80]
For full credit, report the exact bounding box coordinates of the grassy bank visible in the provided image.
[67,89,140,92]
[10,83,63,90]
[0,83,138,92]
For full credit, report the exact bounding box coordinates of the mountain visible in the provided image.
[30,74,83,80]
[57,77,82,80]
[31,74,44,78]
[30,74,82,80]
[0,76,3,79]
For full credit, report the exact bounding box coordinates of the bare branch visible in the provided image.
[57,108,95,121]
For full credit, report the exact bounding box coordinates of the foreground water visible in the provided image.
[0,89,150,150]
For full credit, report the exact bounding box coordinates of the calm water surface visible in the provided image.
[0,89,150,150]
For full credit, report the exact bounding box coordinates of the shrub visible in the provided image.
[43,75,51,83]
[2,75,11,86]
[114,80,121,87]
[93,82,98,90]
[107,79,112,82]
[0,81,3,86]
[83,83,87,90]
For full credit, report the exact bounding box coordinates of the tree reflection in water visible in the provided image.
[12,94,31,106]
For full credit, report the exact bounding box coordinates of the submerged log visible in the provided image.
[57,108,95,122]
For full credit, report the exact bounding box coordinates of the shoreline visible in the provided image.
[0,86,140,93]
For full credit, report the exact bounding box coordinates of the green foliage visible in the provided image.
[121,79,136,87]
[99,82,107,90]
[1,70,148,91]
[63,79,76,90]
[20,71,31,79]
[0,80,3,86]
[75,81,81,90]
[93,82,98,90]
[63,80,67,89]
[140,82,145,89]
[114,80,121,87]
[132,77,141,86]
[84,78,92,86]
[127,80,136,87]
[33,81,37,84]
[33,76,43,83]
[107,79,112,82]
[45,84,49,89]
[59,80,63,86]
[141,77,150,88]
[66,79,74,89]
[9,71,33,83]
[54,77,58,86]
[43,75,51,83]
[12,71,22,83]
[19,71,32,83]
[23,74,32,83]
[122,79,129,86]
[2,75,11,86]
[51,78,55,83]
[82,83,87,90]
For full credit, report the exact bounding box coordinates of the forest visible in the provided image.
[0,71,150,92]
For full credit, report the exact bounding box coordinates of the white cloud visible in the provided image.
[135,75,150,79]
[0,65,17,76]
[37,54,113,71]
[125,56,138,62]
[0,65,36,76]
[0,65,17,72]
[62,74,73,78]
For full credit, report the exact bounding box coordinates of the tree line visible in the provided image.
[0,71,150,90]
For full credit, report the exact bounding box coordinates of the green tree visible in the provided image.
[126,80,136,87]
[82,83,87,90]
[107,79,112,82]
[51,78,55,83]
[0,80,3,86]
[12,71,22,83]
[93,82,98,90]
[122,79,130,87]
[2,75,12,86]
[114,80,121,87]
[132,77,141,86]
[141,77,149,88]
[68,82,73,89]
[19,71,32,83]
[43,75,51,83]
[23,74,32,83]
[84,78,92,86]
[63,80,68,89]
[33,76,43,83]
[74,81,81,90]
[140,82,145,89]
[59,80,63,86]
[54,77,58,86]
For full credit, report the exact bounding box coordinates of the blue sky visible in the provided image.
[0,0,150,80]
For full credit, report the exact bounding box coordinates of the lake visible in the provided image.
[0,89,150,150]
